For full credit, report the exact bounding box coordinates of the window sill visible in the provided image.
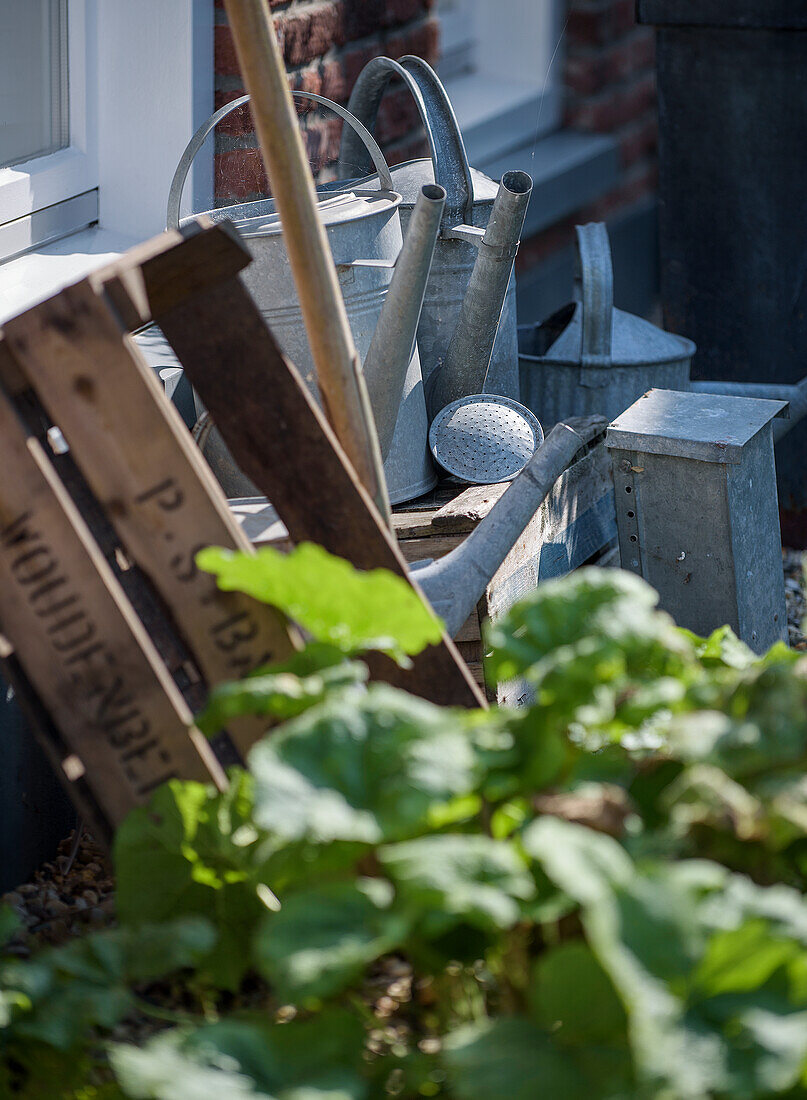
[0,224,138,325]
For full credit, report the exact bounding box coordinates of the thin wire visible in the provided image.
[531,15,569,162]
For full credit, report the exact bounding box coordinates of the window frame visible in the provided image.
[0,0,98,231]
[436,0,566,166]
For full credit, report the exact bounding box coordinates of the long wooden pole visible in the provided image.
[222,0,391,522]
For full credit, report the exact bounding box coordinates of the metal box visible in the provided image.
[606,389,788,653]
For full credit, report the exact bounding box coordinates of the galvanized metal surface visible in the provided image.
[607,388,789,465]
[690,377,807,445]
[519,222,693,429]
[168,90,436,504]
[362,183,444,459]
[414,423,584,638]
[427,170,533,416]
[428,395,543,485]
[338,55,521,401]
[607,389,787,653]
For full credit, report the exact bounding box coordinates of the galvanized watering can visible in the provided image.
[518,222,695,429]
[167,91,444,505]
[338,55,524,403]
[518,221,807,443]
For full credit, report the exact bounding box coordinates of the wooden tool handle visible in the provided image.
[222,0,391,522]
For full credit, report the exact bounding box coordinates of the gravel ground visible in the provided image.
[784,548,806,649]
[2,829,114,956]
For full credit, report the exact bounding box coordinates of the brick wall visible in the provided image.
[517,0,658,284]
[214,0,438,204]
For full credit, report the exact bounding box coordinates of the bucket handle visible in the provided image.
[574,223,614,370]
[337,55,474,233]
[166,90,395,230]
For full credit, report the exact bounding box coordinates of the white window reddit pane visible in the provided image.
[0,0,69,169]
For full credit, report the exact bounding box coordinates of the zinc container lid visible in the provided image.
[606,388,789,464]
[183,189,401,239]
[348,159,499,207]
[533,302,695,369]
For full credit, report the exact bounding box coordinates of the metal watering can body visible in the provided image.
[167,91,439,505]
[518,223,694,430]
[337,55,520,403]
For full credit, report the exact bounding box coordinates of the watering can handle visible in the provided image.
[337,55,474,232]
[575,223,614,368]
[166,91,395,230]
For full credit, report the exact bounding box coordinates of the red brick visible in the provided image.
[214,90,253,136]
[280,2,344,67]
[292,64,324,102]
[341,0,386,39]
[384,17,439,64]
[384,0,431,26]
[566,71,656,132]
[214,24,239,76]
[340,42,380,90]
[376,84,422,145]
[567,0,638,47]
[618,114,658,169]
[566,28,655,97]
[321,58,348,103]
[215,148,270,201]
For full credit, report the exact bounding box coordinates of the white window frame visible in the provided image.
[0,0,214,321]
[437,0,566,167]
[0,0,97,231]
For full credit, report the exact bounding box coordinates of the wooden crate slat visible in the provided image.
[0,369,224,827]
[125,228,485,709]
[3,281,298,760]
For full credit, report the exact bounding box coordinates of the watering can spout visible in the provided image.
[413,423,584,638]
[363,184,446,459]
[690,374,807,443]
[427,170,533,417]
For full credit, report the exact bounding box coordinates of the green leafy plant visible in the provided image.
[3,545,807,1098]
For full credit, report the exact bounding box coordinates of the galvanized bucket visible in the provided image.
[167,91,437,505]
[518,222,695,428]
[337,55,520,401]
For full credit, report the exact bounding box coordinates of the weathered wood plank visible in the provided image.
[0,374,225,827]
[142,250,485,708]
[431,483,510,534]
[3,284,298,760]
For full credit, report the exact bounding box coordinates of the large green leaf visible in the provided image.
[183,1011,366,1097]
[1,919,214,1052]
[197,544,442,665]
[378,834,534,933]
[113,1017,368,1100]
[0,907,20,951]
[249,684,484,845]
[252,878,409,1003]
[486,567,693,684]
[111,1033,267,1099]
[442,1017,589,1100]
[197,648,368,736]
[530,941,627,1044]
[521,816,633,906]
[528,816,807,1097]
[114,777,269,990]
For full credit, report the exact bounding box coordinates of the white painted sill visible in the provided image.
[0,225,138,326]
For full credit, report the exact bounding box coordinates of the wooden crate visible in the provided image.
[0,220,486,840]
